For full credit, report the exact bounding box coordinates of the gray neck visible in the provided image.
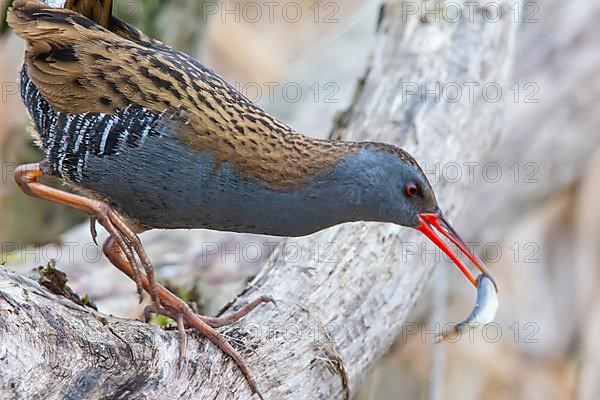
[227,148,402,236]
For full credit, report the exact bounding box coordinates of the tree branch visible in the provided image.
[0,1,521,399]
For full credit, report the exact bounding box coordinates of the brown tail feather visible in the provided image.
[7,0,130,114]
[64,0,112,28]
[6,0,194,117]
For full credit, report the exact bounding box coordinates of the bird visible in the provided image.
[7,0,496,397]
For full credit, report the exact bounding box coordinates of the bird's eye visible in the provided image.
[405,182,419,197]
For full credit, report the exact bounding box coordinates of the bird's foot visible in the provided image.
[194,295,276,328]
[102,236,272,398]
[144,295,276,328]
[143,297,271,400]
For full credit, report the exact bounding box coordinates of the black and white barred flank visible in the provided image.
[20,66,163,183]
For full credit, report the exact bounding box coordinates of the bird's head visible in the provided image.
[343,143,496,290]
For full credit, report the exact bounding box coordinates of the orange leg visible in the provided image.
[103,236,268,399]
[15,161,159,305]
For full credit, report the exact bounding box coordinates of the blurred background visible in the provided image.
[1,0,599,399]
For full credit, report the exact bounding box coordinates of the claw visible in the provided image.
[260,295,277,307]
[143,305,153,323]
[89,216,98,246]
[176,314,187,373]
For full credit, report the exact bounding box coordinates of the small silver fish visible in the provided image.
[437,274,499,342]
